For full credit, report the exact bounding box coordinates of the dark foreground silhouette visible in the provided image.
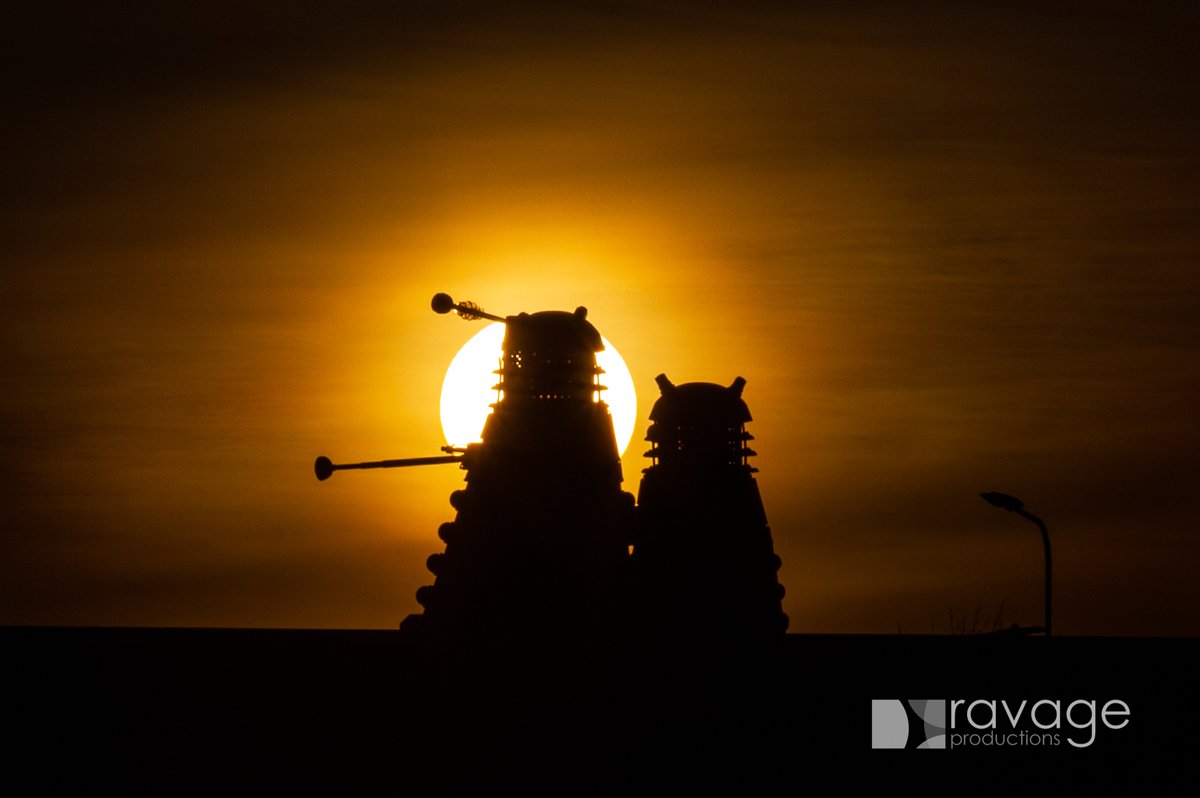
[2,628,1194,792]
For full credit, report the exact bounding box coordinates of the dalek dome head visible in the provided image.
[645,374,756,468]
[503,307,603,356]
[498,307,606,402]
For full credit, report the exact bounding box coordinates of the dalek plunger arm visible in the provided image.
[314,453,464,481]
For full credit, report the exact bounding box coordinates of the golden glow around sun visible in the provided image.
[439,323,636,455]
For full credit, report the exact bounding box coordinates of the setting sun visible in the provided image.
[439,322,636,454]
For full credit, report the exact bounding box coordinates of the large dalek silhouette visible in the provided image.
[315,293,787,645]
[317,293,633,645]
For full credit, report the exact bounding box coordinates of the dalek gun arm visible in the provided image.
[314,446,472,481]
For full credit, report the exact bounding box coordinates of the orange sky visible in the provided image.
[3,2,1198,634]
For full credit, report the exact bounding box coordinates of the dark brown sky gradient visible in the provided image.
[3,2,1198,634]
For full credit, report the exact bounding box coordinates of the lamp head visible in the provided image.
[981,491,1024,512]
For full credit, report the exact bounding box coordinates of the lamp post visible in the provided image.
[980,492,1052,636]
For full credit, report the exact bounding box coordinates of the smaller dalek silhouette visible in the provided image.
[631,374,788,639]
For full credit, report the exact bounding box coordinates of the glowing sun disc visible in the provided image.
[439,323,637,455]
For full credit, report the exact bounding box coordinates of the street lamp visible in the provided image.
[980,492,1052,636]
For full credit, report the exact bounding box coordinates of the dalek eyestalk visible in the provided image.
[431,292,505,322]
